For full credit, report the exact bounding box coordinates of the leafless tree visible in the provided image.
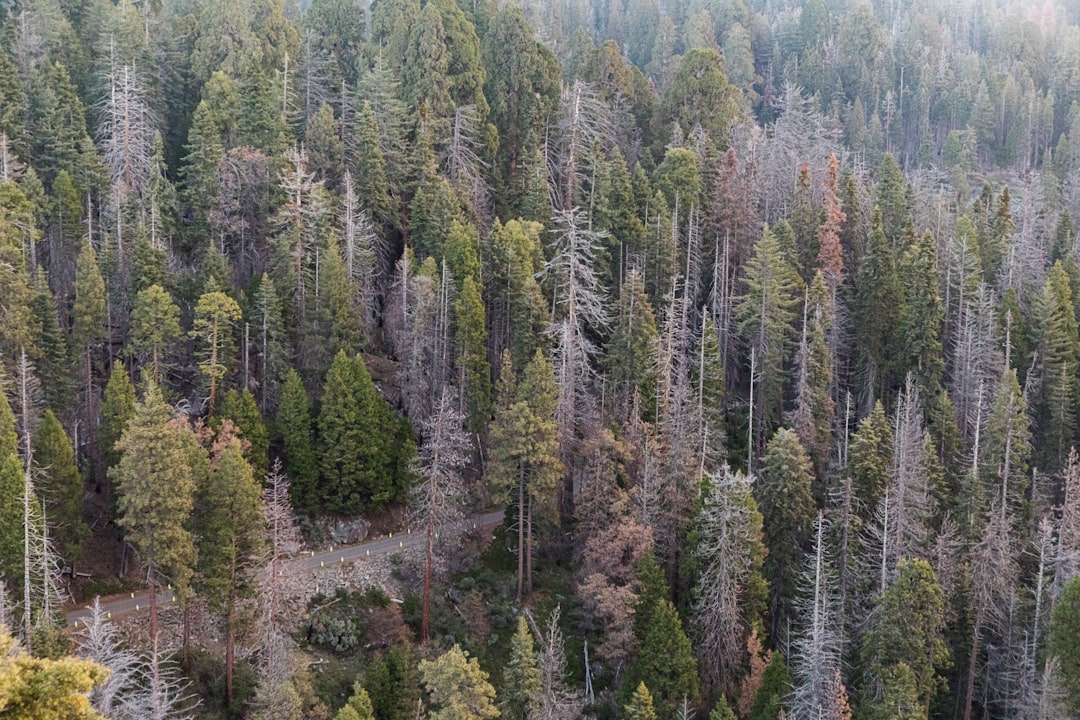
[693,466,763,694]
[790,515,844,720]
[340,170,381,332]
[443,105,492,231]
[537,606,584,720]
[1054,448,1080,598]
[409,388,471,643]
[548,81,611,213]
[76,598,142,719]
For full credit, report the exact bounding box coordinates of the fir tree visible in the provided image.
[623,599,700,717]
[756,428,816,627]
[70,240,106,443]
[624,683,657,720]
[874,153,910,249]
[1035,261,1079,472]
[1049,576,1080,714]
[215,389,269,475]
[32,410,87,567]
[352,102,395,229]
[899,231,945,397]
[854,208,902,397]
[276,369,318,512]
[605,270,659,419]
[455,276,491,435]
[848,401,893,523]
[336,683,376,720]
[98,365,135,477]
[110,382,198,638]
[29,273,71,414]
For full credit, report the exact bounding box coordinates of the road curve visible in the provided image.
[66,510,506,627]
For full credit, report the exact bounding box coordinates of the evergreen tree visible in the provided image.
[319,235,365,360]
[365,648,419,720]
[32,410,87,567]
[353,102,395,229]
[605,270,658,418]
[418,645,500,720]
[29,273,71,414]
[792,275,834,486]
[98,365,135,476]
[402,3,454,123]
[110,382,198,637]
[191,291,242,414]
[180,100,224,245]
[318,352,405,513]
[70,240,106,436]
[748,652,791,720]
[215,389,269,475]
[276,369,318,512]
[0,388,23,591]
[848,401,893,523]
[859,559,949,715]
[899,231,944,397]
[1035,261,1079,472]
[487,350,563,600]
[1049,576,1080,714]
[306,102,345,190]
[0,625,109,720]
[336,683,376,720]
[195,428,264,703]
[874,153,910,249]
[624,682,657,720]
[455,276,491,434]
[128,284,181,384]
[756,428,816,626]
[500,616,542,720]
[657,47,743,149]
[623,599,700,717]
[854,208,902,397]
[252,273,289,414]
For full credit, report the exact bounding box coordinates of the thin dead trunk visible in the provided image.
[517,463,525,602]
[421,519,434,642]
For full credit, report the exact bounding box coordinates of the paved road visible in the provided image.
[66,510,505,627]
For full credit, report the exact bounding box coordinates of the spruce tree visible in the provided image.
[32,410,87,567]
[276,369,318,512]
[756,428,816,626]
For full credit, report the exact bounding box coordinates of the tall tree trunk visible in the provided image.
[517,463,525,602]
[526,494,534,595]
[421,518,434,642]
[226,596,235,703]
[963,613,983,720]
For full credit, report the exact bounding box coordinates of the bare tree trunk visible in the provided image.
[421,518,433,643]
[964,613,984,720]
[517,463,525,602]
[526,494,534,596]
[226,595,235,703]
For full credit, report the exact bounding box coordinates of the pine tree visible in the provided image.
[487,350,563,600]
[32,410,87,568]
[195,427,264,703]
[624,683,657,720]
[191,291,242,414]
[756,428,816,626]
[128,284,181,384]
[252,273,289,414]
[318,352,404,513]
[276,369,318,512]
[1035,261,1078,472]
[748,652,791,720]
[623,599,700,717]
[418,645,500,720]
[215,389,269,475]
[501,616,542,720]
[110,382,197,639]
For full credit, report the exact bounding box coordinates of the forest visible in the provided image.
[2,0,1080,718]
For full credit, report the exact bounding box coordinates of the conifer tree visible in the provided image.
[352,101,395,229]
[792,274,834,486]
[736,226,802,440]
[623,599,700,717]
[1048,576,1080,714]
[252,273,289,414]
[980,368,1031,521]
[319,235,365,360]
[306,102,345,189]
[486,219,547,370]
[111,382,197,639]
[29,273,71,414]
[336,684,376,720]
[624,683,657,720]
[1035,261,1078,472]
[488,350,563,600]
[854,208,902,397]
[418,645,500,720]
[0,388,24,594]
[501,616,543,720]
[128,284,181,384]
[874,153,910,249]
[276,369,317,511]
[848,400,893,523]
[318,352,403,513]
[693,466,767,694]
[195,427,264,703]
[899,231,945,397]
[98,365,135,477]
[70,240,106,445]
[180,100,224,244]
[191,291,242,414]
[756,428,816,626]
[32,410,87,568]
[215,389,269,475]
[455,276,491,435]
[402,4,453,124]
[605,270,659,418]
